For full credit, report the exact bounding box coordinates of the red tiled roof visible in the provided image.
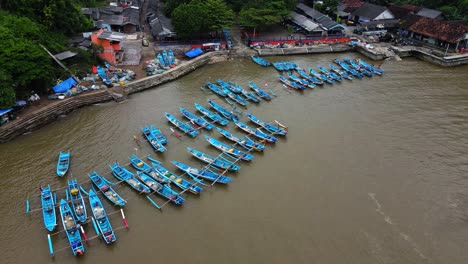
[387,4,414,19]
[409,17,468,43]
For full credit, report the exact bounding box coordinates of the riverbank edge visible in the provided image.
[1,44,466,143]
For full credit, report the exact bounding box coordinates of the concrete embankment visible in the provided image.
[0,51,229,143]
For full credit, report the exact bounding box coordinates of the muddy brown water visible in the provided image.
[1,53,468,264]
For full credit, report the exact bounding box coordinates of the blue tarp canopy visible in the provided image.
[185,48,203,58]
[0,108,13,116]
[52,77,78,93]
[15,100,26,107]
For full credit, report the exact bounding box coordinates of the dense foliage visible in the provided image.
[0,0,97,107]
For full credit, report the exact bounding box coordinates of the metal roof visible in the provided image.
[290,11,322,32]
[416,8,442,19]
[54,51,78,61]
[98,30,126,41]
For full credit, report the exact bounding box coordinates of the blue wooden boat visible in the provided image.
[179,106,214,130]
[88,171,126,206]
[57,151,70,177]
[97,66,113,87]
[227,81,245,94]
[205,135,255,161]
[194,103,229,126]
[245,113,287,136]
[248,81,273,100]
[335,59,363,78]
[251,55,271,66]
[171,160,232,184]
[226,91,248,106]
[216,127,265,152]
[272,61,297,71]
[318,66,342,81]
[205,81,227,97]
[157,53,166,67]
[88,188,116,244]
[207,99,239,120]
[279,75,306,90]
[328,64,353,80]
[136,171,184,205]
[110,162,151,194]
[357,59,384,75]
[129,155,170,184]
[150,125,167,144]
[59,199,85,256]
[147,156,203,194]
[67,178,87,223]
[241,89,261,103]
[165,112,199,137]
[296,68,324,85]
[162,50,170,66]
[168,50,175,65]
[141,126,166,152]
[217,79,241,94]
[344,58,374,77]
[285,72,315,88]
[41,185,57,232]
[187,147,241,171]
[233,119,277,143]
[309,68,334,84]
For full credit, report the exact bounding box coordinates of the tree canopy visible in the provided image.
[237,0,293,30]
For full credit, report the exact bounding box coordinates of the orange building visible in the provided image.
[90,28,125,64]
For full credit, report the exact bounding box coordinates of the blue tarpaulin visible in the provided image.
[0,108,13,116]
[185,48,203,58]
[52,77,78,93]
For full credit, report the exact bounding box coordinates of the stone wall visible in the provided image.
[255,44,353,56]
[410,50,468,66]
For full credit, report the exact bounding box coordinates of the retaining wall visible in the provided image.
[0,90,113,143]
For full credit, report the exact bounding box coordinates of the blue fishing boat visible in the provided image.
[41,185,57,232]
[226,91,248,106]
[165,112,199,137]
[157,53,166,67]
[88,172,126,206]
[150,125,167,144]
[227,81,245,94]
[248,81,273,100]
[233,119,277,143]
[328,64,353,80]
[194,103,229,126]
[57,151,70,177]
[216,80,241,94]
[129,154,170,184]
[272,61,297,71]
[147,156,203,194]
[205,81,227,97]
[245,113,287,136]
[110,162,151,194]
[141,126,166,152]
[187,147,241,171]
[357,59,384,75]
[162,50,169,66]
[241,89,261,103]
[296,68,324,85]
[59,199,85,256]
[344,58,374,77]
[285,72,315,88]
[136,171,184,205]
[67,179,87,223]
[88,189,116,244]
[335,59,363,78]
[216,127,265,152]
[205,135,255,161]
[207,99,239,120]
[251,55,271,66]
[171,160,232,184]
[318,66,342,81]
[179,107,214,130]
[309,68,334,84]
[168,50,175,65]
[97,66,113,87]
[279,75,306,90]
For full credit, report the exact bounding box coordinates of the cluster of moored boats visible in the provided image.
[252,55,384,91]
[29,82,288,257]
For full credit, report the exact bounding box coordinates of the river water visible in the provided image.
[0,53,467,264]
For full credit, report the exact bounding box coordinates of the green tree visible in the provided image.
[203,0,234,32]
[172,1,206,39]
[0,87,16,109]
[238,1,290,30]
